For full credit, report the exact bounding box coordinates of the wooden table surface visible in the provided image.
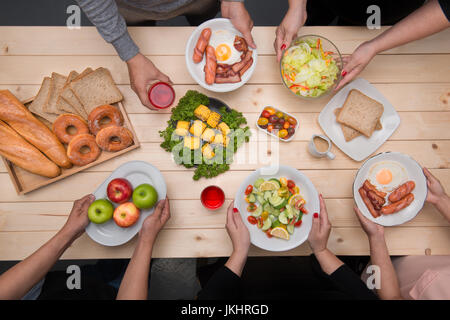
[0,26,449,260]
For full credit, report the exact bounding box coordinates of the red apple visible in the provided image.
[107,178,133,204]
[113,202,140,228]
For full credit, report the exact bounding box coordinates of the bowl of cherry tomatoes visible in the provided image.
[256,106,299,142]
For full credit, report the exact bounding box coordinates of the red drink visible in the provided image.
[148,81,175,109]
[201,186,225,210]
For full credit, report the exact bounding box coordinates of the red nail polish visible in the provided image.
[341,70,347,77]
[313,212,319,219]
[233,208,239,213]
[280,44,286,51]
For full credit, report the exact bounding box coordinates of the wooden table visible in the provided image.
[0,26,449,260]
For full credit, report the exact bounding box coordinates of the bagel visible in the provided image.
[67,133,101,166]
[52,114,89,144]
[88,104,123,135]
[96,126,134,152]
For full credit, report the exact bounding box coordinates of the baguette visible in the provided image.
[0,90,72,168]
[0,120,60,178]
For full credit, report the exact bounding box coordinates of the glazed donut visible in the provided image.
[67,133,101,166]
[88,105,124,135]
[96,126,134,152]
[52,114,89,144]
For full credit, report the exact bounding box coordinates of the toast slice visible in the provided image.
[69,67,123,115]
[59,68,93,119]
[335,107,382,142]
[44,72,67,115]
[28,77,59,123]
[56,71,80,115]
[336,89,384,138]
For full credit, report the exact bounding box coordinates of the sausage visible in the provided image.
[363,179,387,198]
[381,193,414,215]
[388,181,415,203]
[359,187,380,218]
[367,190,386,210]
[215,72,241,84]
[239,57,253,77]
[232,50,253,73]
[204,45,217,85]
[193,28,212,64]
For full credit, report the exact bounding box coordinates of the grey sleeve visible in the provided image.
[75,0,139,61]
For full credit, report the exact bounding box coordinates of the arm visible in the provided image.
[354,207,402,300]
[274,0,308,61]
[0,194,94,300]
[116,197,170,300]
[221,0,256,49]
[423,167,450,222]
[336,0,450,90]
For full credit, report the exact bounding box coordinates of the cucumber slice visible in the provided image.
[251,206,262,217]
[254,178,265,189]
[263,203,273,214]
[269,178,281,188]
[279,212,288,224]
[272,209,280,217]
[264,191,272,201]
[287,224,294,234]
[262,218,272,231]
[269,214,276,222]
[256,194,265,204]
[273,199,288,210]
[286,206,294,219]
[272,220,281,228]
[247,193,256,203]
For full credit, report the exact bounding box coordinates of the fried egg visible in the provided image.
[367,161,408,193]
[209,30,241,64]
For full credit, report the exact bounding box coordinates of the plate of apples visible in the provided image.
[85,161,167,246]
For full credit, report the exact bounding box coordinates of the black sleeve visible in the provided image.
[197,266,242,300]
[328,264,378,300]
[438,0,450,21]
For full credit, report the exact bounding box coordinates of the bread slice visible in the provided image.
[59,68,93,119]
[28,77,59,123]
[335,107,382,142]
[56,71,80,115]
[336,89,384,138]
[69,67,123,115]
[44,72,67,114]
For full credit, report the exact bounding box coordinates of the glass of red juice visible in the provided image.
[148,81,175,109]
[201,186,225,210]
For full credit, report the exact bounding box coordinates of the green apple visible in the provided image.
[132,184,158,209]
[88,199,114,224]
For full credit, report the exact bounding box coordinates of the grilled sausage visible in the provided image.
[359,187,381,218]
[231,50,253,73]
[193,28,212,63]
[381,193,414,215]
[204,45,217,85]
[239,57,253,77]
[363,179,387,198]
[367,190,386,210]
[388,181,415,203]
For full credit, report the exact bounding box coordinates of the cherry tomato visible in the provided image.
[261,110,271,119]
[261,211,269,221]
[247,203,257,212]
[257,217,263,228]
[269,115,279,123]
[278,129,288,138]
[274,123,283,130]
[287,117,297,126]
[245,184,253,195]
[278,118,285,125]
[294,219,302,227]
[300,206,308,214]
[287,127,295,135]
[283,121,290,129]
[266,229,273,238]
[279,177,287,186]
[288,187,296,195]
[264,107,276,115]
[275,111,284,119]
[287,180,296,189]
[247,216,258,225]
[267,124,274,132]
[257,117,269,126]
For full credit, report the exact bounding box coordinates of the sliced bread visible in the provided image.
[335,107,382,142]
[59,68,93,119]
[69,67,123,115]
[44,72,67,115]
[28,77,59,123]
[56,71,80,115]
[336,89,384,138]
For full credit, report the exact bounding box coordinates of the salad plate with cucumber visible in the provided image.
[235,165,319,252]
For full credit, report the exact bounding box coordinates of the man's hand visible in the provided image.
[139,197,171,242]
[221,1,256,49]
[307,194,331,254]
[127,53,172,111]
[274,0,307,62]
[334,41,377,91]
[354,206,384,240]
[61,194,95,241]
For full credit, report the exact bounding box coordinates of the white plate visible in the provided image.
[85,161,167,246]
[235,165,319,252]
[185,18,257,93]
[353,152,427,226]
[318,78,400,161]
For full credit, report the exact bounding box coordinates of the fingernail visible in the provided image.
[313,212,319,219]
[233,208,239,213]
[341,70,347,77]
[280,44,286,51]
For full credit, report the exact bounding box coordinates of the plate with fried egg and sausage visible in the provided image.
[353,152,427,226]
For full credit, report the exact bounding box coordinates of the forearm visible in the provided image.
[369,0,449,54]
[368,234,402,300]
[0,229,75,300]
[224,248,248,277]
[288,0,307,10]
[435,194,450,222]
[314,249,344,275]
[116,235,154,300]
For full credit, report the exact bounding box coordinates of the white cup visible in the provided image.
[308,134,335,160]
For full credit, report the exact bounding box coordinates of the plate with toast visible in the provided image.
[318,78,400,161]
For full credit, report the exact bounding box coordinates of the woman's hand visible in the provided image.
[221,1,256,49]
[423,167,447,205]
[274,1,307,62]
[139,197,171,242]
[335,41,377,91]
[127,53,172,110]
[307,194,331,254]
[61,194,95,241]
[354,206,384,240]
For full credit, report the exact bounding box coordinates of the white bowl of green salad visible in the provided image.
[280,35,342,99]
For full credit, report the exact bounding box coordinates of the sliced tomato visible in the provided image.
[300,206,308,214]
[287,180,296,189]
[294,219,302,227]
[261,110,271,119]
[247,216,257,225]
[266,229,273,238]
[247,203,257,212]
[257,217,263,229]
[245,184,253,195]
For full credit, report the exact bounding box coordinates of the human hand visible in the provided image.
[274,1,307,62]
[226,201,250,256]
[126,53,172,111]
[307,194,331,254]
[61,194,95,240]
[354,206,384,240]
[140,197,171,242]
[423,167,447,205]
[334,41,377,91]
[221,1,256,49]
